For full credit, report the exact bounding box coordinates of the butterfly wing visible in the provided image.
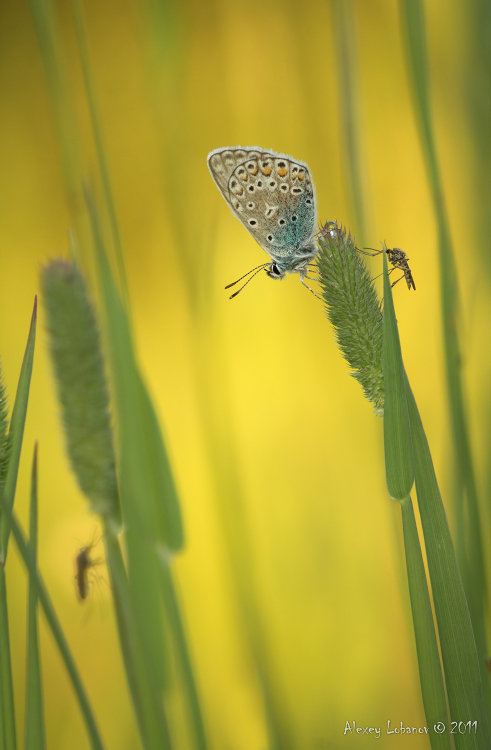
[208,147,317,262]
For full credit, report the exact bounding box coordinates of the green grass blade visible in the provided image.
[71,0,130,309]
[0,684,4,750]
[102,525,172,750]
[0,299,37,750]
[158,560,208,750]
[137,374,184,552]
[28,0,85,235]
[25,443,46,750]
[382,252,413,500]
[0,298,37,559]
[400,0,489,714]
[0,499,104,750]
[86,191,177,749]
[405,375,490,748]
[0,564,17,749]
[332,0,367,238]
[400,496,450,749]
[86,188,183,553]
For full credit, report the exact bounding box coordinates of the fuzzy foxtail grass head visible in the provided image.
[316,222,384,416]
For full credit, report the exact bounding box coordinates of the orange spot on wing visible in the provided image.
[277,167,288,177]
[261,166,272,176]
[298,171,305,180]
[250,166,258,175]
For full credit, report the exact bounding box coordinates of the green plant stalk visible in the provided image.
[103,526,172,750]
[158,558,208,750]
[0,678,5,750]
[382,251,413,499]
[332,0,367,239]
[400,496,450,749]
[25,443,46,750]
[0,299,37,558]
[86,191,181,749]
[0,300,37,750]
[71,0,130,310]
[0,563,16,750]
[400,0,489,715]
[383,256,449,745]
[406,374,490,748]
[0,498,105,750]
[28,0,86,236]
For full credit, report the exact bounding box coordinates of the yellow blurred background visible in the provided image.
[0,0,489,747]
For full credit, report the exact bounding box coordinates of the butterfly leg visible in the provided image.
[300,276,322,300]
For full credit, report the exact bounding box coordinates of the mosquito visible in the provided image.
[360,246,415,290]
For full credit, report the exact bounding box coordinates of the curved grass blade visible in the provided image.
[400,496,450,749]
[405,375,490,749]
[0,565,16,749]
[0,300,37,750]
[332,0,368,239]
[400,0,489,716]
[86,190,190,749]
[0,499,104,750]
[71,0,130,310]
[0,298,37,559]
[25,443,46,750]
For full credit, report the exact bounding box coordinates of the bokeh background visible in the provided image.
[0,0,489,747]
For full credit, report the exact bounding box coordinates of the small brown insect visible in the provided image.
[75,539,101,601]
[361,245,416,290]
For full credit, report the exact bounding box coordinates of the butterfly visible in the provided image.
[207,147,319,298]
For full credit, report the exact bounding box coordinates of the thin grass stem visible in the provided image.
[0,564,16,749]
[0,501,104,750]
[400,0,490,716]
[25,443,46,750]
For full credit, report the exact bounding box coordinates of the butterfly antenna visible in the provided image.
[225,263,269,290]
[229,266,267,299]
